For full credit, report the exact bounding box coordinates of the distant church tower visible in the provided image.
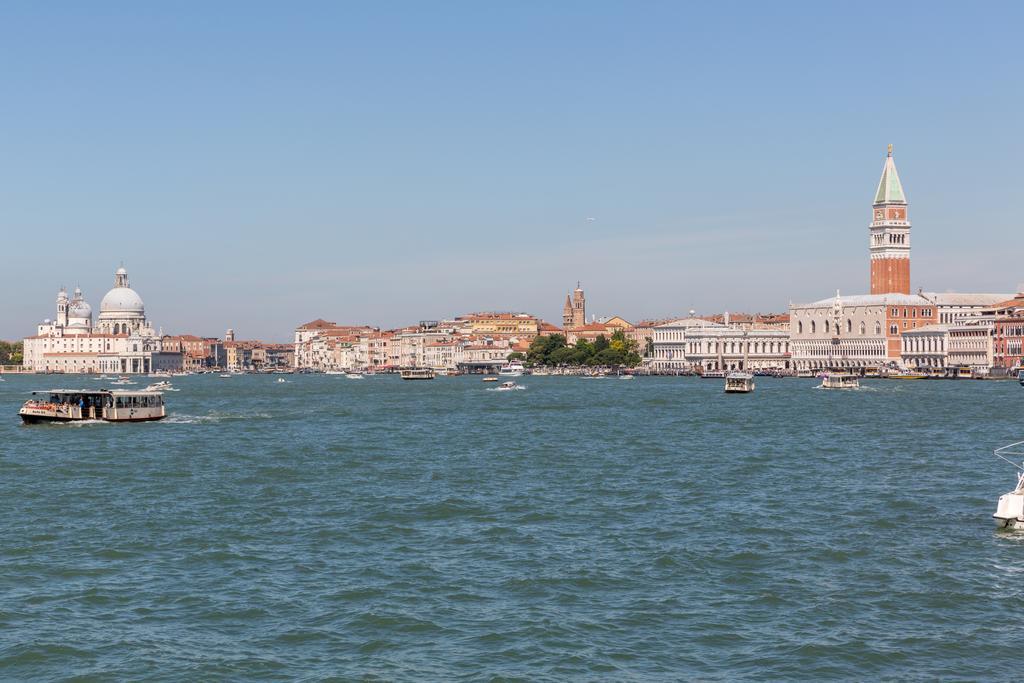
[869,145,911,295]
[56,287,69,328]
[562,283,586,329]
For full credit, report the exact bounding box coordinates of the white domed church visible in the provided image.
[22,266,182,374]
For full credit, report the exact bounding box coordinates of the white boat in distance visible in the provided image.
[820,372,860,390]
[498,361,525,377]
[724,372,755,394]
[993,441,1024,530]
[400,368,435,380]
[492,381,525,391]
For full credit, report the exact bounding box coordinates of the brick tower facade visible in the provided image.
[562,283,586,329]
[869,145,911,295]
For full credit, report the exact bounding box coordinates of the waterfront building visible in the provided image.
[650,317,723,370]
[790,292,936,370]
[685,326,791,371]
[991,293,1024,371]
[900,324,950,369]
[161,334,223,370]
[947,316,996,371]
[22,266,182,374]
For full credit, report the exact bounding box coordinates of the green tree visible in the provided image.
[507,351,525,361]
[0,341,23,365]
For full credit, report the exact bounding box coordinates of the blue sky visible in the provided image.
[1,1,1022,341]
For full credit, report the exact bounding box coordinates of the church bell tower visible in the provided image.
[869,145,911,295]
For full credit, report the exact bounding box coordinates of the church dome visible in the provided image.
[69,300,92,319]
[99,287,145,317]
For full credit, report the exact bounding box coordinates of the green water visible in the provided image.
[1,373,1022,680]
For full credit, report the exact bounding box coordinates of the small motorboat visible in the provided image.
[345,373,364,379]
[325,370,345,375]
[820,372,859,390]
[144,381,173,392]
[993,441,1024,530]
[1018,370,1024,386]
[724,372,755,394]
[110,377,136,386]
[482,376,499,382]
[276,377,288,383]
[491,381,525,391]
[219,374,232,378]
[618,374,635,380]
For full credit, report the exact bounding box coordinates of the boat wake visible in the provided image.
[164,412,274,424]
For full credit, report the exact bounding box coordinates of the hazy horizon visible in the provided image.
[2,2,1022,341]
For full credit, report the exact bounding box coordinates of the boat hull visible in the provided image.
[21,413,166,424]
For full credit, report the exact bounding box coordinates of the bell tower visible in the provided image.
[56,287,69,328]
[571,283,586,328]
[869,144,911,294]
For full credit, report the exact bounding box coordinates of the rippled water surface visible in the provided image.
[1,373,1023,680]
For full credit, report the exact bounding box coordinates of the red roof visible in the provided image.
[298,318,338,330]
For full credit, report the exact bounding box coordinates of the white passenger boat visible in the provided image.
[492,381,525,391]
[993,442,1024,530]
[701,370,727,379]
[19,389,167,424]
[400,368,435,380]
[498,361,525,377]
[724,372,755,393]
[820,372,860,389]
[325,370,345,375]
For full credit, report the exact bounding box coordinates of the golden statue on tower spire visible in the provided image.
[887,143,893,157]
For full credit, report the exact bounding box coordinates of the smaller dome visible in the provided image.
[116,267,127,275]
[69,300,92,319]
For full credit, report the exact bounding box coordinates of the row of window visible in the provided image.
[891,307,932,318]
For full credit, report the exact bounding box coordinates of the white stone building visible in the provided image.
[22,266,182,374]
[685,327,791,371]
[789,292,937,370]
[650,317,721,370]
[900,323,950,369]
[948,316,996,370]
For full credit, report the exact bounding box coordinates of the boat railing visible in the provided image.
[995,441,1024,472]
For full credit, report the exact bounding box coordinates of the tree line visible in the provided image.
[521,330,642,367]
